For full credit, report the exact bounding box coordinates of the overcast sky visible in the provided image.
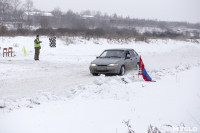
[26,0,200,23]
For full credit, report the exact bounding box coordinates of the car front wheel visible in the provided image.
[119,66,125,76]
[92,73,100,76]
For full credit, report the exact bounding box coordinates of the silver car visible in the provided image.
[89,49,140,76]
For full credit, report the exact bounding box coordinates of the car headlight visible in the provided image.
[108,64,118,67]
[91,64,97,67]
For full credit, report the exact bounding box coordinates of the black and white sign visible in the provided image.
[49,36,56,47]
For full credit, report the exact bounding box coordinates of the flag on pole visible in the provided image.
[138,56,155,82]
[22,46,27,56]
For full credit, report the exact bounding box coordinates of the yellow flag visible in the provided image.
[22,46,27,56]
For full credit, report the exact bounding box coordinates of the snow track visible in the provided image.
[0,60,93,98]
[0,37,200,133]
[1,38,200,99]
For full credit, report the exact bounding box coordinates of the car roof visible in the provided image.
[104,48,134,51]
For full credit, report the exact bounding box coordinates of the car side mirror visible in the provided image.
[96,56,99,59]
[126,54,131,59]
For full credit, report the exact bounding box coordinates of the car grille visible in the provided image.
[95,70,109,72]
[97,65,107,66]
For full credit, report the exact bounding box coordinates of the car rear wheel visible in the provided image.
[119,66,125,76]
[134,62,139,70]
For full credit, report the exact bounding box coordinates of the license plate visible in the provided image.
[97,68,107,70]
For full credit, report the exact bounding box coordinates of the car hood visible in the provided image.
[91,58,123,65]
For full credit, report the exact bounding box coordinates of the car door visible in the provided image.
[124,51,132,69]
[134,50,140,64]
[130,50,138,68]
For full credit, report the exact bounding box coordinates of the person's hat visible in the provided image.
[36,35,39,37]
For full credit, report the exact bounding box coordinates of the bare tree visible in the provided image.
[81,10,91,16]
[51,7,62,27]
[23,0,34,28]
[0,0,12,24]
[12,0,21,11]
[23,0,33,18]
[11,0,22,27]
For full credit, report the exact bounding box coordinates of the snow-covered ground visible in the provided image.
[0,36,200,133]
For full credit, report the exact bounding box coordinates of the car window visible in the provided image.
[100,50,125,58]
[130,50,136,57]
[125,51,130,56]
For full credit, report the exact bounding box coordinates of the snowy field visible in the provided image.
[0,36,200,133]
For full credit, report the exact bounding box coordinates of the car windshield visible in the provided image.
[99,50,125,58]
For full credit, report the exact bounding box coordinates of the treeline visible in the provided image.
[0,0,200,39]
[1,0,200,29]
[0,26,187,40]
